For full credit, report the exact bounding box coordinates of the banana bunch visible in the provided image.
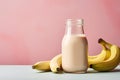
[90,38,120,72]
[32,38,120,73]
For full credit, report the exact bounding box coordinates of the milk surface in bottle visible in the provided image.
[62,19,88,73]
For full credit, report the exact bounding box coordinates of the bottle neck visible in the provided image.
[65,19,84,35]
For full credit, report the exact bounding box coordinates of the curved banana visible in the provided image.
[91,45,120,72]
[50,54,62,73]
[32,61,50,71]
[98,39,111,60]
[88,43,110,67]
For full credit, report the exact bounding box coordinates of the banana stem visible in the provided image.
[101,44,107,50]
[98,38,112,48]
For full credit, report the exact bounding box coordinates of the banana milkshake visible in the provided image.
[62,19,88,73]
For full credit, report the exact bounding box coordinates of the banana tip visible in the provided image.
[53,67,61,73]
[98,38,103,43]
[56,67,61,72]
[32,65,36,69]
[90,64,93,68]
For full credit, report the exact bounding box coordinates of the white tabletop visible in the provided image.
[0,65,120,80]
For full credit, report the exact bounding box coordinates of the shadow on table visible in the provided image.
[34,68,120,74]
[87,68,120,74]
[36,71,64,74]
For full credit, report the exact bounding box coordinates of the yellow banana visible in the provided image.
[98,39,111,60]
[32,61,50,71]
[50,54,62,73]
[91,45,120,72]
[88,44,110,67]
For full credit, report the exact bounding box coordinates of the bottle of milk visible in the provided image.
[62,19,88,73]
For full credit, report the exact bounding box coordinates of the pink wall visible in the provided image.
[0,0,120,64]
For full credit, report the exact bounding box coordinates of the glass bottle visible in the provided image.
[62,19,88,73]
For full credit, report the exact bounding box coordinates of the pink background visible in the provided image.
[0,0,120,64]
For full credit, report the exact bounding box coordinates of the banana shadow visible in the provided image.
[36,70,51,73]
[87,69,120,74]
[36,70,64,74]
